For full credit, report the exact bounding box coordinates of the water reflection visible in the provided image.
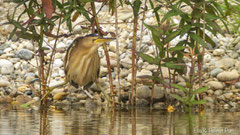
[0,106,239,135]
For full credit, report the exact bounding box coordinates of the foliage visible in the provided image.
[137,0,227,110]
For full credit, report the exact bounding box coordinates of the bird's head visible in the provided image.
[80,34,115,49]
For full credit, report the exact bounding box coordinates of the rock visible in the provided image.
[153,102,166,109]
[0,42,10,50]
[101,58,118,68]
[235,82,240,89]
[53,59,64,67]
[137,69,152,77]
[203,96,214,103]
[204,54,211,63]
[142,35,151,43]
[207,81,224,90]
[210,68,224,77]
[136,98,149,107]
[0,96,13,104]
[0,59,14,75]
[153,86,165,99]
[53,92,68,101]
[25,76,36,84]
[0,79,10,87]
[217,70,239,81]
[76,93,88,100]
[109,41,117,52]
[216,58,235,69]
[121,57,131,69]
[213,49,224,56]
[85,99,97,108]
[17,84,30,93]
[223,93,233,99]
[57,42,67,49]
[22,41,34,50]
[16,49,33,60]
[16,95,32,104]
[214,90,223,96]
[136,85,151,99]
[118,12,133,21]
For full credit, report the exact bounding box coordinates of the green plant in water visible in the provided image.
[137,0,227,110]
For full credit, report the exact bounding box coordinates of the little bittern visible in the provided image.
[64,34,115,92]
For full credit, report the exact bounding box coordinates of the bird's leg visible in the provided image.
[83,88,94,99]
[95,82,112,104]
[41,81,68,101]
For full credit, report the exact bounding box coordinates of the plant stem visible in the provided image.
[114,0,121,104]
[91,2,115,107]
[131,13,138,106]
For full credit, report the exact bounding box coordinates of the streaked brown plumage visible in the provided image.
[64,34,114,90]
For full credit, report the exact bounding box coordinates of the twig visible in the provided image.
[114,0,121,103]
[91,2,115,107]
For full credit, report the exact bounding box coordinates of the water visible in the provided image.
[0,105,239,135]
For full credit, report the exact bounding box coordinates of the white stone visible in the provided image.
[0,79,10,87]
[57,42,67,49]
[0,59,13,75]
[207,81,224,90]
[142,35,151,43]
[213,49,225,56]
[217,70,239,81]
[10,44,17,49]
[22,41,34,50]
[120,31,129,39]
[59,69,65,77]
[14,62,21,69]
[3,47,12,53]
[53,59,64,67]
[204,54,211,63]
[109,41,117,52]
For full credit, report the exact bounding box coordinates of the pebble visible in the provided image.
[214,90,223,96]
[235,82,240,89]
[213,49,225,56]
[210,68,224,77]
[0,79,10,87]
[0,59,14,75]
[217,70,239,81]
[136,98,149,107]
[53,92,68,101]
[136,85,151,99]
[153,86,165,99]
[207,81,224,90]
[216,58,235,69]
[223,93,233,99]
[53,59,64,67]
[16,49,33,60]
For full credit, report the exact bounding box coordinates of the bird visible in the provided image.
[64,34,115,97]
[41,34,115,101]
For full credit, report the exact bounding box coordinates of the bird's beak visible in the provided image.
[94,37,115,44]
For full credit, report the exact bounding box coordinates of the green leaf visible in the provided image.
[168,46,186,51]
[161,10,181,23]
[213,1,224,17]
[205,13,219,20]
[180,25,192,36]
[206,19,223,35]
[171,83,188,93]
[189,33,206,46]
[133,0,142,16]
[191,100,207,105]
[137,52,158,64]
[198,29,216,48]
[144,23,163,49]
[8,27,17,40]
[193,87,208,94]
[170,94,185,102]
[163,30,180,44]
[75,6,91,21]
